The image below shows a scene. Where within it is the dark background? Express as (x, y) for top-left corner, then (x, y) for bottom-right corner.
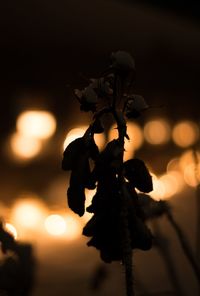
(0, 0), (200, 295)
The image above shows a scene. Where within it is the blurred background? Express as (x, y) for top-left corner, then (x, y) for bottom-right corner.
(0, 0), (200, 295)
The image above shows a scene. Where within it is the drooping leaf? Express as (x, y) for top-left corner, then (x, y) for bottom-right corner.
(124, 158), (153, 193)
(67, 186), (85, 217)
(62, 138), (84, 171)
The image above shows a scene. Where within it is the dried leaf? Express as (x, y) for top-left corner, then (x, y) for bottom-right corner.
(124, 158), (153, 193)
(67, 186), (85, 217)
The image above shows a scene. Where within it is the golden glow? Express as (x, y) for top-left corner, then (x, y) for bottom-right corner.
(108, 121), (143, 161)
(183, 163), (200, 187)
(11, 198), (47, 230)
(160, 171), (184, 198)
(82, 189), (96, 221)
(45, 214), (66, 236)
(172, 121), (199, 148)
(144, 119), (171, 145)
(65, 215), (81, 239)
(5, 223), (18, 239)
(63, 126), (105, 151)
(151, 177), (166, 201)
(166, 158), (180, 172)
(151, 171), (184, 201)
(179, 150), (200, 172)
(16, 110), (56, 140)
(10, 132), (42, 159)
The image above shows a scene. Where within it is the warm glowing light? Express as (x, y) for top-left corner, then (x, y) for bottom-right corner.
(11, 198), (47, 230)
(5, 223), (18, 239)
(10, 133), (42, 159)
(172, 121), (199, 148)
(144, 119), (171, 145)
(160, 171), (184, 198)
(151, 177), (166, 201)
(45, 214), (66, 236)
(166, 158), (180, 172)
(16, 110), (56, 140)
(65, 215), (81, 239)
(63, 126), (105, 151)
(183, 163), (200, 187)
(82, 189), (96, 221)
(179, 150), (200, 172)
(108, 121), (143, 160)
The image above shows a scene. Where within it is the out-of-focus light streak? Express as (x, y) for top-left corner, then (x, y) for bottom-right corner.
(172, 120), (199, 148)
(144, 118), (171, 145)
(16, 110), (57, 140)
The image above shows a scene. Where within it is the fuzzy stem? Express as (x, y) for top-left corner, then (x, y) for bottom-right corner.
(112, 73), (134, 296)
(166, 211), (200, 282)
(120, 184), (135, 296)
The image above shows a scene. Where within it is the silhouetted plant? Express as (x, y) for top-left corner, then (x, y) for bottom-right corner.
(62, 51), (154, 296)
(0, 221), (35, 296)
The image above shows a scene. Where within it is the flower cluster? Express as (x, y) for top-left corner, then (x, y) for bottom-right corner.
(62, 51), (153, 264)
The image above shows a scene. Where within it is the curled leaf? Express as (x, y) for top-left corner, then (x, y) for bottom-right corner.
(124, 159), (153, 193)
(67, 186), (85, 217)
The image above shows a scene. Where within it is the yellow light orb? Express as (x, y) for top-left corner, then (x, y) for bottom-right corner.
(183, 163), (200, 187)
(63, 126), (105, 151)
(179, 150), (200, 173)
(11, 198), (47, 230)
(150, 178), (166, 201)
(5, 223), (18, 239)
(159, 171), (184, 199)
(16, 110), (56, 140)
(166, 158), (180, 172)
(10, 132), (42, 159)
(108, 121), (143, 161)
(144, 118), (171, 145)
(172, 121), (199, 148)
(45, 214), (66, 236)
(65, 215), (81, 240)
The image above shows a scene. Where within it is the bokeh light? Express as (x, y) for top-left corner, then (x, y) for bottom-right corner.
(166, 157), (180, 172)
(5, 223), (18, 239)
(144, 118), (171, 145)
(151, 176), (166, 201)
(65, 215), (81, 240)
(108, 121), (143, 160)
(16, 110), (57, 140)
(63, 126), (105, 151)
(10, 132), (42, 159)
(45, 214), (66, 236)
(183, 163), (200, 187)
(172, 120), (199, 148)
(11, 197), (48, 230)
(179, 149), (200, 172)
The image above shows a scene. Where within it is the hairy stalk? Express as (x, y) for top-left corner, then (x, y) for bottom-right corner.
(166, 211), (200, 282)
(120, 183), (135, 296)
(112, 74), (134, 296)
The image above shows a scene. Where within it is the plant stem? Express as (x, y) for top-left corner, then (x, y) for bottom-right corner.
(166, 211), (200, 283)
(112, 73), (134, 296)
